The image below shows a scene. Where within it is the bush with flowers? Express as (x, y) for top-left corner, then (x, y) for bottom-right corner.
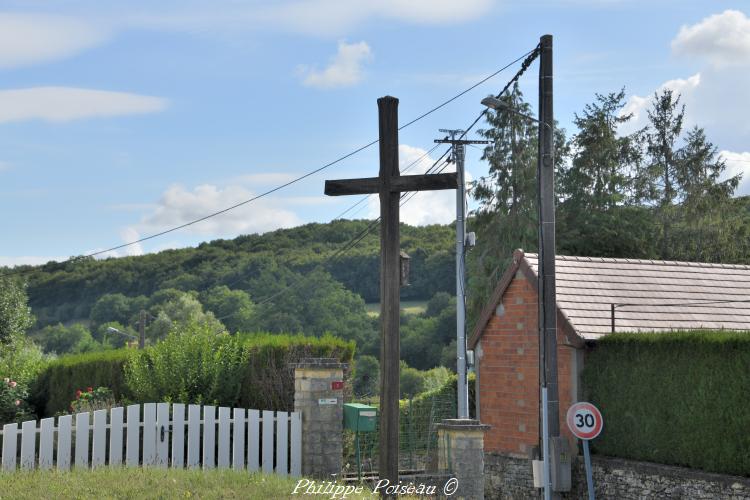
(70, 386), (115, 413)
(0, 377), (33, 425)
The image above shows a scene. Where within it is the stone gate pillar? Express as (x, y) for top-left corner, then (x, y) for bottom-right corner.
(437, 419), (491, 500)
(293, 358), (346, 478)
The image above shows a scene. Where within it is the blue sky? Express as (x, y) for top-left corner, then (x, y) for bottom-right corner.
(1, 1), (750, 266)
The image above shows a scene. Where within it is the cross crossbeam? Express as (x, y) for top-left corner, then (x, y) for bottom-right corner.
(324, 172), (457, 196)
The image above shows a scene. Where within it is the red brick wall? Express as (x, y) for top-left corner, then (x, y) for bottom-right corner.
(477, 272), (578, 457)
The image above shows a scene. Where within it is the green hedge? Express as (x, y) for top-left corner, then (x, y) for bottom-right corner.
(30, 333), (354, 418)
(236, 333), (354, 411)
(30, 349), (131, 418)
(582, 330), (750, 476)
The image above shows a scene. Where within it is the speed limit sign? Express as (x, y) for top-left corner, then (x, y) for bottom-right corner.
(566, 402), (603, 440)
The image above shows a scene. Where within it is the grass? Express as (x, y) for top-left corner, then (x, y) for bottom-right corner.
(0, 468), (380, 500)
(365, 300), (428, 317)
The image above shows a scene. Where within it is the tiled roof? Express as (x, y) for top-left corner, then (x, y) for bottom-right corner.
(523, 252), (750, 340)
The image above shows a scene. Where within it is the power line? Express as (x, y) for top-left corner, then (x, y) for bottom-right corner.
(1, 48), (538, 279)
(220, 153), (455, 316)
(330, 143), (441, 221)
(247, 156), (454, 310)
(220, 144), (447, 291)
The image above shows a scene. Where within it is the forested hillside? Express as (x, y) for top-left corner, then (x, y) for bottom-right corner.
(9, 220), (456, 328)
(4, 83), (750, 377)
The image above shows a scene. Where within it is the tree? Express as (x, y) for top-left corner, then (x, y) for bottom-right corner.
(146, 294), (226, 342)
(561, 90), (639, 211)
(199, 286), (256, 334)
(399, 361), (425, 399)
(352, 355), (379, 397)
(468, 83), (568, 323)
(89, 293), (133, 329)
(34, 323), (99, 354)
(253, 267), (375, 350)
(556, 90), (655, 258)
(0, 279), (34, 344)
(425, 292), (452, 318)
(637, 89), (741, 259)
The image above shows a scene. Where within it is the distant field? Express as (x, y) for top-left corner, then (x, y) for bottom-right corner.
(365, 300), (428, 317)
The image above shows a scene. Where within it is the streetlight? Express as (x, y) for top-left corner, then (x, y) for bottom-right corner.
(480, 96), (552, 130)
(106, 326), (140, 349)
(483, 74), (563, 500)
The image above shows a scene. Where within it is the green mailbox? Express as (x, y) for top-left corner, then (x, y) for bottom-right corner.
(343, 403), (377, 432)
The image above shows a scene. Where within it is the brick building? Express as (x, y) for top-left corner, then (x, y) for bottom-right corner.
(468, 249), (750, 457)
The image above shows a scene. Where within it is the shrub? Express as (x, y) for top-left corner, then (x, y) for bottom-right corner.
(30, 326), (355, 416)
(235, 332), (355, 411)
(582, 330), (750, 476)
(29, 349), (131, 418)
(399, 361), (425, 398)
(70, 386), (116, 413)
(127, 326), (355, 410)
(0, 377), (33, 425)
(126, 322), (246, 406)
(0, 337), (48, 386)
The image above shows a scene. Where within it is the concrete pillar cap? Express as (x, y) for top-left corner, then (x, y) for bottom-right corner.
(437, 419), (491, 431)
(291, 357), (348, 370)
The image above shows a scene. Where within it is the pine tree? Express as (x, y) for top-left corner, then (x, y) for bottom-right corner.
(638, 89), (741, 260)
(556, 90), (655, 258)
(468, 84), (540, 321)
(467, 83), (567, 322)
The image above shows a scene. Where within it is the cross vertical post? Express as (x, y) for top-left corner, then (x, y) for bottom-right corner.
(377, 96), (401, 485)
(324, 96), (458, 488)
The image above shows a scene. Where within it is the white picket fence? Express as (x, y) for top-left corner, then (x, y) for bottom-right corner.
(0, 403), (301, 476)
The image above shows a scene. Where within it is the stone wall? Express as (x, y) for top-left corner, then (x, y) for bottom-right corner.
(485, 452), (750, 500)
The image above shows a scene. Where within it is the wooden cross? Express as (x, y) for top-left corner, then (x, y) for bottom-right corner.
(324, 96), (457, 485)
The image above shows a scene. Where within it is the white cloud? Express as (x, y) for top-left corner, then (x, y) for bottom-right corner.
(0, 13), (109, 68)
(672, 10), (750, 67)
(0, 87), (167, 124)
(366, 144), (472, 226)
(299, 41), (372, 89)
(618, 13), (750, 150)
(0, 161), (10, 172)
(137, 183), (302, 238)
(720, 150), (750, 196)
(620, 73), (701, 135)
(119, 227), (144, 257)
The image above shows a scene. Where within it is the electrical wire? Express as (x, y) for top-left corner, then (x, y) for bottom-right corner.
(220, 144), (445, 291)
(1, 48), (538, 279)
(219, 153), (454, 316)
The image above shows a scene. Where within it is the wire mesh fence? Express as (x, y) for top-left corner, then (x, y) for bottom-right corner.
(343, 382), (475, 476)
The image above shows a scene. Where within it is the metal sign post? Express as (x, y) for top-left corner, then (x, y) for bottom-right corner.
(566, 402), (604, 500)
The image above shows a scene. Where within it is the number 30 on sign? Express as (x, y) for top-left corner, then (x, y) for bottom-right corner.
(566, 402), (603, 440)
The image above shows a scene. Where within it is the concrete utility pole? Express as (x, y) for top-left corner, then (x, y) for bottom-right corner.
(325, 97), (458, 487)
(435, 130), (488, 419)
(537, 34), (561, 500)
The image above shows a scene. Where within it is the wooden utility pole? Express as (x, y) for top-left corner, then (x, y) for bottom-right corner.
(139, 309), (146, 349)
(537, 34), (560, 499)
(325, 96), (457, 486)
